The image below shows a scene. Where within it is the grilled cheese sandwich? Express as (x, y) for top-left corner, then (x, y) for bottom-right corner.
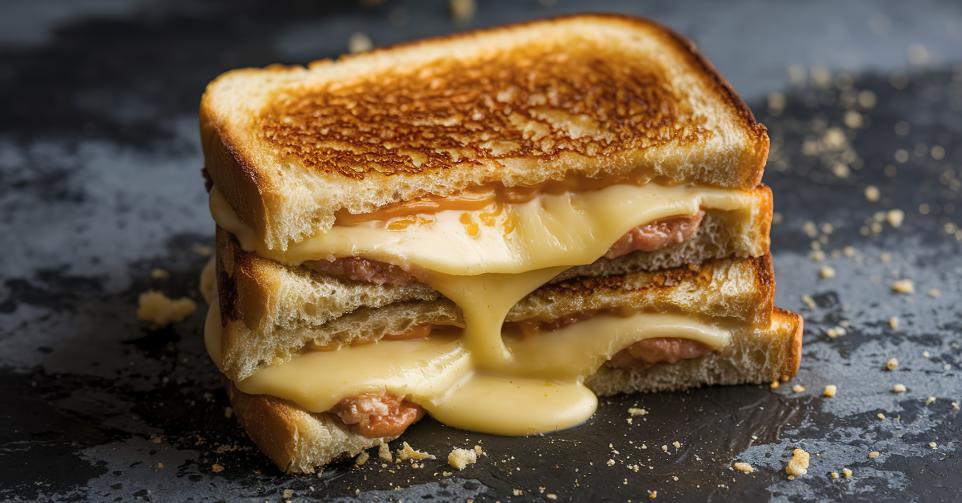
(198, 14), (801, 473)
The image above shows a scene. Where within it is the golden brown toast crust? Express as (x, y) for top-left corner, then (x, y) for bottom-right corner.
(201, 14), (770, 248)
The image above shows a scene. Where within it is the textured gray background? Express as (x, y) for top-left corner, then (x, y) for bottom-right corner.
(1, 0), (961, 501)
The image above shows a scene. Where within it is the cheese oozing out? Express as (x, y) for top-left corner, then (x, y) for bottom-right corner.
(204, 300), (730, 436)
(208, 182), (755, 434)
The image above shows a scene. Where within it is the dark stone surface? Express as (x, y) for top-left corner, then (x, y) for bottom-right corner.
(1, 1), (960, 501)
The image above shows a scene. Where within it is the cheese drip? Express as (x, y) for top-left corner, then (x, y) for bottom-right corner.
(206, 305), (730, 435)
(211, 184), (754, 366)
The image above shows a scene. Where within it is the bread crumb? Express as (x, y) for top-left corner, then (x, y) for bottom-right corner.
(928, 288), (941, 298)
(803, 221), (818, 238)
(211, 463), (224, 473)
(877, 412), (886, 420)
(606, 458), (616, 467)
(546, 494), (558, 501)
(512, 489), (523, 496)
(864, 186), (880, 202)
(378, 442), (393, 462)
(628, 407), (648, 416)
(868, 451), (880, 459)
(672, 441), (681, 449)
(155, 462), (164, 469)
(647, 489), (658, 499)
(785, 448), (810, 478)
(922, 350), (930, 358)
(770, 380), (780, 389)
(929, 441), (938, 449)
(397, 442), (434, 462)
(842, 246), (855, 257)
(447, 448), (477, 470)
(825, 326), (846, 338)
(892, 383), (907, 394)
(355, 451), (369, 466)
(348, 32), (373, 53)
(889, 317), (900, 330)
(150, 268), (170, 280)
(733, 462), (754, 474)
(830, 471), (840, 479)
(448, 0), (476, 23)
(832, 163), (850, 178)
(282, 489), (294, 499)
(792, 384), (806, 393)
(819, 265), (836, 279)
(886, 209), (904, 227)
(891, 279), (914, 294)
(842, 468), (853, 479)
(823, 385), (837, 398)
(661, 444), (668, 452)
(137, 291), (196, 326)
(801, 295), (817, 310)
(885, 357), (899, 371)
(952, 401), (960, 411)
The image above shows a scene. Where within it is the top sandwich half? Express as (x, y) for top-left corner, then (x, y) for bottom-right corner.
(200, 14), (769, 251)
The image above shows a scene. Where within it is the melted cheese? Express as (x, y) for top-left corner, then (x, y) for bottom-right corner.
(211, 183), (752, 366)
(207, 182), (751, 435)
(206, 303), (729, 435)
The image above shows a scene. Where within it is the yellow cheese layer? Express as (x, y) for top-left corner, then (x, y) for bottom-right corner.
(205, 304), (730, 436)
(211, 183), (753, 366)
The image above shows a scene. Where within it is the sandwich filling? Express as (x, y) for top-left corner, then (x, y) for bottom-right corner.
(208, 181), (758, 435)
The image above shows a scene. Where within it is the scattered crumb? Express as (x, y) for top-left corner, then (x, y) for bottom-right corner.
(155, 462), (164, 469)
(889, 317), (900, 330)
(770, 380), (780, 389)
(223, 406), (233, 419)
(282, 489), (294, 499)
(864, 186), (880, 202)
(647, 489), (658, 500)
(211, 463), (224, 473)
(803, 221), (818, 238)
(512, 489), (523, 496)
(892, 383), (907, 394)
(886, 209), (905, 228)
(628, 407), (648, 417)
(825, 326), (846, 338)
(819, 265), (836, 279)
(733, 462), (754, 474)
(546, 494), (558, 501)
(672, 441), (682, 449)
(378, 442), (393, 462)
(449, 0), (476, 23)
(929, 442), (938, 449)
(792, 384), (805, 393)
(348, 32), (373, 53)
(868, 451), (880, 459)
(355, 451), (370, 467)
(447, 448), (477, 470)
(823, 385), (837, 398)
(877, 412), (886, 420)
(890, 279), (914, 294)
(801, 295), (817, 310)
(397, 442), (435, 462)
(928, 288), (941, 298)
(952, 402), (960, 411)
(830, 471), (840, 479)
(885, 358), (899, 371)
(842, 246), (855, 257)
(842, 468), (853, 479)
(785, 448), (810, 478)
(923, 351), (931, 358)
(136, 291), (196, 326)
(606, 458), (616, 467)
(150, 268), (170, 280)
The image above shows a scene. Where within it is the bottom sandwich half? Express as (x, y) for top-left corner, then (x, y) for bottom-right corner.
(201, 241), (801, 474)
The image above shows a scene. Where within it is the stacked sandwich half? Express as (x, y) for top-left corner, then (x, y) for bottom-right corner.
(198, 15), (802, 473)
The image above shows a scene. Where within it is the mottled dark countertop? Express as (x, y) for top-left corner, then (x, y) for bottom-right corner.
(1, 1), (961, 501)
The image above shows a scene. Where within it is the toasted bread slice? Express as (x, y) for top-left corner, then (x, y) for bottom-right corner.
(224, 308), (801, 474)
(201, 14), (769, 249)
(212, 225), (775, 382)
